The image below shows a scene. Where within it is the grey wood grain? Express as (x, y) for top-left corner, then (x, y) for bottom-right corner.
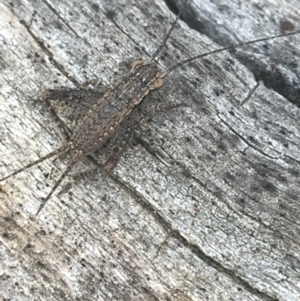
(0, 0), (299, 300)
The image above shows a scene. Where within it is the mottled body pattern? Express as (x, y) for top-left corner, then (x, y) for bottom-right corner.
(0, 1), (298, 214)
(0, 59), (164, 214)
(71, 62), (162, 152)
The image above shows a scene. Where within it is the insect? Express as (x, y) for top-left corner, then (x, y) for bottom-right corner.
(0, 0), (298, 215)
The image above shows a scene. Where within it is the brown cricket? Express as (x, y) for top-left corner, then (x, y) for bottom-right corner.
(0, 2), (298, 215)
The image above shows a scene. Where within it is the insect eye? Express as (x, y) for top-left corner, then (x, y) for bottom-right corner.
(153, 77), (164, 89)
(131, 60), (143, 69)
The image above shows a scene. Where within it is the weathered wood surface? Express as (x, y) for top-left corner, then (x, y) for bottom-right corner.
(0, 0), (299, 300)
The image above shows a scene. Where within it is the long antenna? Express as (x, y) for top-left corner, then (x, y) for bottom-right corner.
(163, 30), (299, 76)
(150, 0), (188, 61)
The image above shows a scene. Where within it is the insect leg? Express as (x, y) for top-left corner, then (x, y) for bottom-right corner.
(42, 84), (105, 139)
(62, 122), (134, 192)
(36, 149), (83, 215)
(0, 142), (72, 182)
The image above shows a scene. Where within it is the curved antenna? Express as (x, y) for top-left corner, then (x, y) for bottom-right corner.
(151, 0), (188, 61)
(163, 30), (300, 76)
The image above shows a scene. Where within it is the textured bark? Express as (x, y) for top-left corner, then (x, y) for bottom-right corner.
(0, 0), (299, 300)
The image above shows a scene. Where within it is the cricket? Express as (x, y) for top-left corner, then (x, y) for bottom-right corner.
(1, 1), (299, 299)
(0, 0), (298, 216)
